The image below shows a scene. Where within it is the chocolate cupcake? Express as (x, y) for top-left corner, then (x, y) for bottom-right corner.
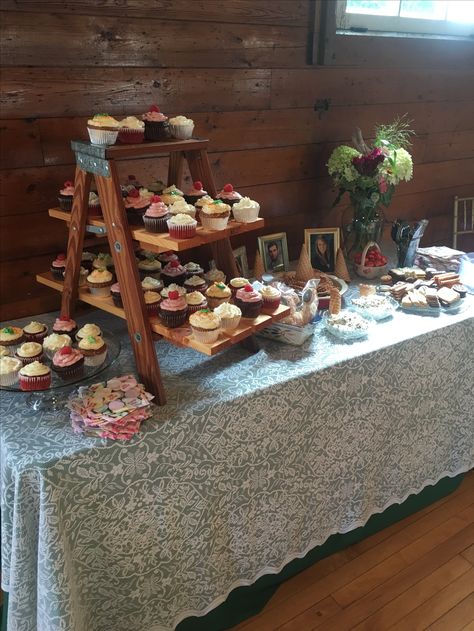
(183, 275), (207, 293)
(143, 196), (170, 233)
(234, 284), (263, 318)
(51, 346), (85, 380)
(15, 342), (44, 367)
(185, 291), (208, 315)
(86, 268), (114, 297)
(124, 188), (150, 225)
(23, 321), (48, 343)
(217, 183), (243, 207)
(142, 104), (170, 141)
(159, 290), (188, 328)
(161, 260), (187, 286)
(110, 283), (123, 307)
(185, 181), (208, 205)
(143, 291), (161, 316)
(52, 315), (77, 338)
(0, 326), (25, 350)
(51, 253), (67, 279)
(58, 180), (75, 211)
(205, 282), (232, 309)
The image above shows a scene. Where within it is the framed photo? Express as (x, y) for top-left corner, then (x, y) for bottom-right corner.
(208, 246), (249, 277)
(304, 228), (340, 274)
(258, 232), (290, 273)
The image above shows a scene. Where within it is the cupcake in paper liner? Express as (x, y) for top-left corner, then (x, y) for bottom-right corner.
(19, 361), (51, 391)
(86, 268), (114, 297)
(144, 291), (161, 316)
(168, 199), (196, 219)
(0, 356), (22, 387)
(217, 183), (242, 207)
(204, 267), (226, 284)
(234, 284), (263, 318)
(51, 253), (67, 279)
(110, 283), (122, 308)
(58, 180), (74, 211)
(143, 196), (170, 233)
(159, 290), (188, 328)
(43, 333), (72, 360)
(124, 188), (150, 224)
(229, 277), (250, 297)
(259, 285), (281, 310)
(199, 200), (231, 231)
(161, 185), (185, 206)
(142, 105), (170, 141)
(51, 346), (85, 380)
(161, 260), (187, 287)
(169, 115), (194, 140)
(185, 181), (208, 205)
(52, 315), (77, 338)
(138, 257), (162, 280)
(88, 192), (102, 217)
(23, 321), (48, 343)
(213, 302), (242, 330)
(78, 335), (107, 367)
(118, 116), (145, 144)
(76, 323), (102, 341)
(186, 291), (208, 315)
(92, 252), (114, 270)
(189, 310), (221, 343)
(183, 274), (207, 293)
(141, 276), (164, 293)
(87, 113), (121, 145)
(15, 342), (44, 367)
(184, 261), (204, 278)
(232, 197), (260, 223)
(0, 326), (25, 350)
(205, 282), (232, 309)
(167, 213), (197, 240)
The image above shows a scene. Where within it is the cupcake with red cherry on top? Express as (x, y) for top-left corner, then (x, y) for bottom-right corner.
(51, 253), (67, 279)
(185, 181), (208, 205)
(217, 183), (242, 207)
(159, 290), (188, 328)
(52, 315), (78, 339)
(124, 187), (150, 224)
(234, 284), (263, 318)
(51, 345), (85, 380)
(143, 195), (170, 233)
(142, 104), (170, 141)
(161, 260), (187, 286)
(58, 180), (75, 211)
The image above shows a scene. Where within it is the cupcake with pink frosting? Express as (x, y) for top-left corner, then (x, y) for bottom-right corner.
(217, 183), (243, 207)
(185, 181), (208, 205)
(51, 253), (67, 279)
(142, 105), (170, 141)
(124, 187), (150, 224)
(52, 315), (77, 338)
(161, 260), (187, 287)
(234, 284), (263, 318)
(58, 180), (75, 211)
(159, 290), (188, 328)
(51, 346), (85, 380)
(143, 195), (170, 233)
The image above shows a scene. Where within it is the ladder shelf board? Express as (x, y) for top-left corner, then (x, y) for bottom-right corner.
(72, 138), (210, 161)
(36, 272), (290, 357)
(49, 208), (264, 252)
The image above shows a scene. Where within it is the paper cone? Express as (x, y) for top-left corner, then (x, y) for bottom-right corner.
(253, 250), (265, 280)
(295, 244), (314, 282)
(335, 248), (351, 282)
(329, 287), (341, 315)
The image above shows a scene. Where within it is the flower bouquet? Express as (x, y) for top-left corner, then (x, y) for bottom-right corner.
(327, 117), (414, 260)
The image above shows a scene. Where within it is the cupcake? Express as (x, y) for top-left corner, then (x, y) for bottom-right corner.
(51, 253), (67, 279)
(259, 285), (281, 310)
(160, 283), (187, 299)
(204, 268), (226, 284)
(87, 113), (121, 145)
(23, 321), (48, 343)
(118, 116), (145, 144)
(76, 323), (102, 341)
(15, 342), (44, 366)
(161, 260), (187, 286)
(110, 283), (122, 307)
(143, 196), (170, 233)
(138, 256), (162, 280)
(93, 252), (114, 270)
(43, 333), (72, 360)
(142, 105), (170, 141)
(161, 185), (185, 205)
(185, 291), (208, 315)
(124, 188), (150, 224)
(229, 277), (250, 297)
(199, 200), (231, 231)
(0, 356), (22, 387)
(185, 181), (208, 205)
(234, 284), (263, 318)
(52, 315), (77, 338)
(189, 310), (221, 343)
(0, 326), (25, 350)
(184, 275), (207, 293)
(88, 192), (102, 217)
(184, 261), (204, 278)
(168, 115), (195, 140)
(58, 180), (75, 211)
(205, 282), (232, 309)
(138, 187), (155, 204)
(141, 276), (164, 293)
(81, 251), (96, 271)
(157, 251), (179, 264)
(217, 183), (242, 207)
(148, 179), (166, 194)
(232, 197), (260, 223)
(168, 199), (196, 219)
(167, 213), (198, 240)
(87, 268), (114, 297)
(159, 290), (188, 328)
(78, 335), (107, 367)
(0, 345), (12, 357)
(19, 361), (51, 391)
(144, 291), (161, 316)
(51, 346), (85, 380)
(213, 302), (242, 330)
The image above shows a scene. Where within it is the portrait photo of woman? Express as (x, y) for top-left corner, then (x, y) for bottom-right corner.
(305, 228), (340, 274)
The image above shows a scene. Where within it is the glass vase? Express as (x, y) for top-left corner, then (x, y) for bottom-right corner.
(342, 208), (385, 262)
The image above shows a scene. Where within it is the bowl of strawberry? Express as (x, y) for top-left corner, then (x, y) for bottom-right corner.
(355, 242), (388, 279)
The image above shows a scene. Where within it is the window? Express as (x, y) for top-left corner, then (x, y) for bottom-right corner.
(336, 0), (474, 38)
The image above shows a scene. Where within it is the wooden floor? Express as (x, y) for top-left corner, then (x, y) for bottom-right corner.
(232, 470), (474, 631)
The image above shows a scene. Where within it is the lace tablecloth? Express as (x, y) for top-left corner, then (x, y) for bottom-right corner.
(1, 300), (473, 631)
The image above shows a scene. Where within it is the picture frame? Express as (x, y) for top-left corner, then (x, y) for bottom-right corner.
(208, 246), (249, 277)
(258, 232), (290, 273)
(304, 227), (340, 274)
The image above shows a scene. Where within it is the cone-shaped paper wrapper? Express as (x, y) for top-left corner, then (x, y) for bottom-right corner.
(335, 248), (351, 282)
(329, 287), (341, 315)
(295, 244), (314, 282)
(253, 250), (265, 280)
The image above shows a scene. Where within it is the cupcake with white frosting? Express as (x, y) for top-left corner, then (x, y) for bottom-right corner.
(77, 335), (107, 367)
(167, 213), (198, 239)
(213, 302), (242, 330)
(43, 333), (72, 360)
(232, 197), (260, 223)
(15, 342), (44, 366)
(189, 310), (221, 343)
(19, 361), (51, 391)
(0, 356), (22, 387)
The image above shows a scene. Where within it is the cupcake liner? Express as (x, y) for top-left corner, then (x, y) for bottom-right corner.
(83, 348), (107, 367)
(159, 308), (188, 329)
(16, 352), (44, 367)
(146, 301), (160, 317)
(200, 216), (229, 231)
(143, 215), (170, 233)
(219, 315), (241, 331)
(218, 197), (240, 207)
(206, 296), (231, 310)
(169, 123), (194, 140)
(161, 272), (186, 287)
(262, 297), (281, 311)
(144, 121), (171, 141)
(184, 281), (207, 293)
(52, 358), (85, 381)
(88, 203), (102, 217)
(232, 207), (260, 223)
(58, 196), (73, 211)
(87, 127), (118, 146)
(0, 370), (20, 387)
(51, 267), (66, 280)
(118, 128), (145, 144)
(88, 285), (112, 297)
(167, 219), (198, 239)
(235, 299), (263, 318)
(191, 327), (220, 343)
(19, 373), (51, 391)
(187, 301), (208, 315)
(111, 293), (123, 308)
(126, 207), (149, 225)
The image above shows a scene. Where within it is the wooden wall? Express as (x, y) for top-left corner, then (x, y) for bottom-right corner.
(1, 0), (473, 320)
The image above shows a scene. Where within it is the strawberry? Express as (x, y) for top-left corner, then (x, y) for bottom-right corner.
(57, 253), (66, 260)
(151, 195), (162, 203)
(59, 346), (72, 355)
(244, 284), (253, 292)
(63, 180), (74, 188)
(169, 260), (180, 268)
(149, 105), (160, 113)
(223, 183), (234, 193)
(168, 290), (179, 300)
(59, 315), (70, 321)
(193, 181), (203, 190)
(128, 188), (139, 198)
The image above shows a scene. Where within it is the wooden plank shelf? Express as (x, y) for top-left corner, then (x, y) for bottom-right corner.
(72, 137), (211, 160)
(36, 272), (290, 357)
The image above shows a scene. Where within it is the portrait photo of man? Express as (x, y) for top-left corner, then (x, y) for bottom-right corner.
(258, 233), (290, 274)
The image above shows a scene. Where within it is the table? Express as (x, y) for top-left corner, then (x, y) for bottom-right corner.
(1, 299), (473, 631)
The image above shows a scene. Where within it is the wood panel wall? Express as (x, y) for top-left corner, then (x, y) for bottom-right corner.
(1, 0), (473, 320)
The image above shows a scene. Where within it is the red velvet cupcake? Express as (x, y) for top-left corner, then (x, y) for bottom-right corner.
(19, 361), (51, 391)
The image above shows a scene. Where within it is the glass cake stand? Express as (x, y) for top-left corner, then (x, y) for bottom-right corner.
(0, 325), (121, 410)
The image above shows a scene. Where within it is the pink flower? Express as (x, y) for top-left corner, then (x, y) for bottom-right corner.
(378, 177), (388, 194)
(352, 148), (385, 176)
